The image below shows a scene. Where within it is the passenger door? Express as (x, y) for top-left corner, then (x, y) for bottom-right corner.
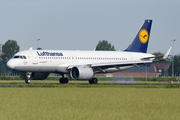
(32, 52), (38, 64)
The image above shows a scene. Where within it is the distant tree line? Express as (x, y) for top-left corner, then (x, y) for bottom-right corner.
(95, 40), (115, 51)
(0, 40), (20, 74)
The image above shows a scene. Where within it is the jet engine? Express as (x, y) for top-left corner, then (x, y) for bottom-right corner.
(26, 72), (49, 80)
(70, 66), (94, 80)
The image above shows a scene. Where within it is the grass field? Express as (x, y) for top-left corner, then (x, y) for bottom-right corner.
(0, 88), (180, 120)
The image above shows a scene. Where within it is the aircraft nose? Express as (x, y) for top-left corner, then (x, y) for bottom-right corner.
(6, 60), (15, 69)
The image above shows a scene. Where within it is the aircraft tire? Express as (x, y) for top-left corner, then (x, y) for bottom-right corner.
(89, 79), (93, 84)
(59, 78), (63, 84)
(64, 78), (69, 84)
(89, 78), (98, 84)
(59, 77), (69, 84)
(25, 79), (31, 84)
(93, 78), (98, 84)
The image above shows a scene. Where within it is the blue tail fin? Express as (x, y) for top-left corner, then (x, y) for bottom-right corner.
(124, 20), (152, 53)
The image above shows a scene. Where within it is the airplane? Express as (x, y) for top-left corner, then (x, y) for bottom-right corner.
(6, 20), (171, 84)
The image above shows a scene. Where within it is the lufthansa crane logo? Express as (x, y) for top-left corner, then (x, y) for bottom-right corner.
(139, 29), (149, 44)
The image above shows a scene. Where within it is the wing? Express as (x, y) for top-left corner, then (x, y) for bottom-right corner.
(67, 60), (152, 73)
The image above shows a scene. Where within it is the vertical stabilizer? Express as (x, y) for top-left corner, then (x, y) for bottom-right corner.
(124, 20), (152, 53)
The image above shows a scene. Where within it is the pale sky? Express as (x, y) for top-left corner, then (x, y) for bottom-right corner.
(0, 0), (180, 55)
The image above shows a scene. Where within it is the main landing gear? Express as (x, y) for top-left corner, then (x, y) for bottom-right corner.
(59, 77), (69, 84)
(59, 74), (98, 84)
(89, 78), (98, 84)
(59, 74), (69, 84)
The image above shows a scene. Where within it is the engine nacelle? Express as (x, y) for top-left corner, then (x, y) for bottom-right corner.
(70, 66), (94, 80)
(26, 72), (49, 80)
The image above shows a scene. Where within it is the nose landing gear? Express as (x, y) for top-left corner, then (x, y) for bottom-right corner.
(25, 79), (31, 84)
(25, 72), (31, 84)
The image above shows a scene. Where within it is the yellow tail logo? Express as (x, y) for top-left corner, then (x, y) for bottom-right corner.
(139, 29), (149, 44)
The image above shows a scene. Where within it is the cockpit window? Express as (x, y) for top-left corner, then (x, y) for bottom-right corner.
(14, 56), (19, 58)
(13, 55), (27, 59)
(23, 56), (26, 59)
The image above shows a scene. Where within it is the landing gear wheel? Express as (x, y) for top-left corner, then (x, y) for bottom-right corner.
(25, 79), (31, 84)
(59, 77), (69, 84)
(89, 79), (93, 84)
(89, 78), (98, 84)
(93, 78), (98, 84)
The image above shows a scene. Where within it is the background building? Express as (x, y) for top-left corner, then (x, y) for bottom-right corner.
(150, 63), (170, 76)
(96, 63), (171, 78)
(96, 66), (157, 78)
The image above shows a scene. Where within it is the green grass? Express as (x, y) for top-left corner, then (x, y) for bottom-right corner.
(0, 80), (180, 88)
(0, 88), (180, 120)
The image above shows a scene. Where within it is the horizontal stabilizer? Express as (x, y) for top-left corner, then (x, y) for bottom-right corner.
(141, 47), (172, 61)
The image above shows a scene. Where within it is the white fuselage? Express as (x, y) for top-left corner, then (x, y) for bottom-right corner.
(7, 50), (154, 74)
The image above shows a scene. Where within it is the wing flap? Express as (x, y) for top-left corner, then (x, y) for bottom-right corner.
(91, 60), (151, 68)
